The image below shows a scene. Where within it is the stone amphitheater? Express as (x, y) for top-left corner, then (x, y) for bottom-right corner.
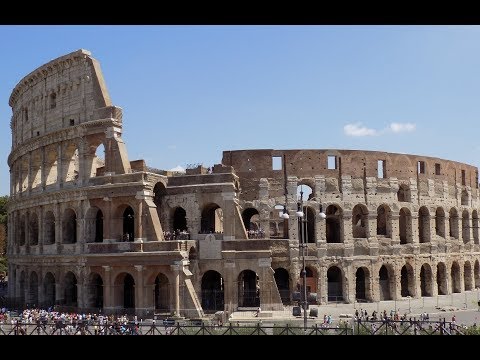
(6, 49), (480, 317)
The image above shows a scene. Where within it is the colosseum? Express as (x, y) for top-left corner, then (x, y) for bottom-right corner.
(6, 49), (480, 318)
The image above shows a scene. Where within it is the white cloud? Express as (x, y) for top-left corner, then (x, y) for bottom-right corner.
(343, 123), (378, 137)
(169, 165), (186, 173)
(389, 122), (416, 133)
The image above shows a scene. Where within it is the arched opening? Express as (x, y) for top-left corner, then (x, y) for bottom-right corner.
(28, 272), (39, 307)
(44, 145), (58, 187)
(63, 209), (77, 244)
(435, 207), (445, 238)
(397, 184), (411, 202)
(154, 273), (169, 312)
(399, 208), (412, 244)
(377, 205), (391, 237)
(352, 204), (368, 238)
(472, 211), (479, 244)
(298, 266), (318, 299)
(29, 213), (39, 246)
(327, 266), (343, 302)
(475, 260), (480, 289)
(420, 264), (433, 297)
(274, 268), (290, 305)
(63, 144), (79, 183)
(19, 215), (26, 246)
(461, 190), (469, 206)
(92, 143), (105, 177)
(449, 208), (459, 240)
(95, 209), (104, 243)
(242, 208), (260, 231)
(43, 272), (56, 308)
(464, 261), (473, 291)
(379, 265), (392, 300)
(201, 270), (224, 312)
(87, 273), (103, 309)
(355, 267), (370, 302)
(400, 264), (414, 297)
(297, 184), (313, 201)
(64, 272), (78, 307)
(173, 207), (187, 232)
(270, 205), (289, 239)
(462, 210), (470, 244)
(44, 211), (55, 245)
(123, 206), (135, 241)
(238, 270), (260, 307)
(153, 182), (167, 229)
(437, 263), (447, 295)
(114, 273), (135, 309)
(19, 271), (25, 305)
(201, 203), (223, 233)
(300, 206), (316, 243)
(418, 206), (430, 243)
(451, 262), (461, 293)
(326, 205), (342, 243)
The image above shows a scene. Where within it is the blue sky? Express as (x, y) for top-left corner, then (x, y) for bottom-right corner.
(1, 25), (480, 195)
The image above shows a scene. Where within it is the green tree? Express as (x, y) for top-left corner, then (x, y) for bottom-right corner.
(0, 196), (8, 273)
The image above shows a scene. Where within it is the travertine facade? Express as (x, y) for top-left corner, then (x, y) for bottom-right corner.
(6, 50), (480, 317)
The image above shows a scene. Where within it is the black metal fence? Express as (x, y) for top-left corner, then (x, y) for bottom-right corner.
(0, 319), (468, 335)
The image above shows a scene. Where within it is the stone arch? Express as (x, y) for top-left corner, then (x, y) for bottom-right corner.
(201, 270), (224, 312)
(29, 212), (39, 246)
(274, 268), (290, 305)
(400, 263), (415, 297)
(64, 271), (78, 307)
(377, 204), (391, 237)
(297, 183), (314, 201)
(123, 206), (135, 241)
(472, 210), (479, 244)
(420, 263), (433, 297)
(201, 203), (223, 234)
(85, 207), (104, 243)
(397, 184), (411, 202)
(63, 142), (79, 183)
(435, 207), (445, 238)
(153, 181), (167, 229)
(475, 260), (480, 289)
(270, 204), (288, 239)
(327, 266), (344, 302)
(418, 206), (430, 243)
(173, 207), (188, 232)
(44, 144), (58, 187)
(352, 204), (368, 238)
(300, 206), (316, 243)
(28, 271), (39, 307)
(44, 211), (55, 245)
(326, 204), (342, 243)
(451, 261), (461, 293)
(43, 272), (56, 308)
(114, 272), (135, 309)
(238, 270), (260, 307)
(242, 207), (260, 232)
(355, 267), (371, 302)
(464, 261), (473, 291)
(449, 208), (459, 239)
(19, 214), (26, 246)
(399, 208), (412, 244)
(154, 273), (170, 312)
(63, 208), (77, 244)
(379, 265), (393, 300)
(87, 273), (103, 309)
(437, 262), (448, 295)
(89, 141), (106, 178)
(298, 266), (318, 296)
(461, 189), (469, 206)
(462, 210), (470, 244)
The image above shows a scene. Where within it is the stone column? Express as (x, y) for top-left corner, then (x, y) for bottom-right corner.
(27, 151), (32, 195)
(444, 214), (451, 254)
(411, 214), (419, 244)
(56, 143), (63, 189)
(54, 202), (62, 249)
(38, 269), (44, 307)
(41, 146), (46, 190)
(431, 264), (438, 297)
(135, 200), (143, 242)
(38, 205), (44, 254)
(55, 270), (64, 305)
(223, 261), (236, 314)
(318, 264), (327, 304)
(134, 265), (145, 314)
(345, 261), (354, 303)
(102, 266), (113, 312)
(77, 200), (86, 253)
(76, 267), (85, 309)
(171, 264), (180, 316)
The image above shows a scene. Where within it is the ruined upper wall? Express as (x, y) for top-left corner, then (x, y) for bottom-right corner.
(222, 149), (479, 200)
(9, 49), (113, 148)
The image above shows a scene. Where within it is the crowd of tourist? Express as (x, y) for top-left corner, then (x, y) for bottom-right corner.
(163, 230), (190, 240)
